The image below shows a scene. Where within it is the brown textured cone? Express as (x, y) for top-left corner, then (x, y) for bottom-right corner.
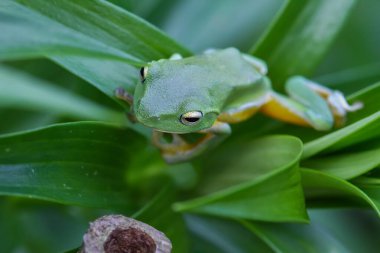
(80, 215), (172, 253)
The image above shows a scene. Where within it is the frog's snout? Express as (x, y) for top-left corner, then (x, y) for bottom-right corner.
(133, 99), (160, 125)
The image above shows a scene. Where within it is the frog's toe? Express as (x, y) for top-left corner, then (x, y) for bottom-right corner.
(328, 91), (363, 113)
(327, 91), (363, 127)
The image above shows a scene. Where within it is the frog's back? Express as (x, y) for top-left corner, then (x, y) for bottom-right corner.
(183, 48), (262, 90)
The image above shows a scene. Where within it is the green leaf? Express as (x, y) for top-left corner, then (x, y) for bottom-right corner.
(353, 177), (380, 212)
(0, 66), (124, 123)
(241, 209), (380, 253)
(302, 148), (380, 180)
(174, 136), (308, 222)
(1, 0), (190, 63)
(0, 109), (57, 135)
(185, 215), (272, 253)
(346, 81), (380, 123)
(52, 56), (138, 102)
(302, 111), (380, 159)
(251, 0), (356, 90)
(307, 209), (380, 253)
(0, 0), (140, 64)
(0, 122), (146, 208)
(315, 63), (380, 94)
(301, 169), (380, 215)
(160, 0), (281, 52)
(242, 220), (350, 253)
(0, 199), (89, 253)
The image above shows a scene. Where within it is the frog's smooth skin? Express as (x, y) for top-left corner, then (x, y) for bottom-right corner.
(115, 48), (362, 163)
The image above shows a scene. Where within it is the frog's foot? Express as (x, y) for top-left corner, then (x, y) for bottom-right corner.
(152, 130), (211, 163)
(260, 76), (363, 130)
(114, 87), (137, 122)
(152, 121), (231, 163)
(291, 77), (363, 127)
(325, 90), (363, 126)
(115, 87), (133, 106)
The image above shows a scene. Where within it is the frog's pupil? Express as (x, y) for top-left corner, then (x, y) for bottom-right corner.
(140, 67), (146, 82)
(185, 117), (200, 122)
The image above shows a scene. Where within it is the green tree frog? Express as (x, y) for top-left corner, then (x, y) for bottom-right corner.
(115, 48), (362, 163)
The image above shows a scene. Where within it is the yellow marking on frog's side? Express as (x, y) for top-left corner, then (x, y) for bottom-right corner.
(260, 96), (310, 127)
(218, 106), (260, 123)
(218, 96), (268, 124)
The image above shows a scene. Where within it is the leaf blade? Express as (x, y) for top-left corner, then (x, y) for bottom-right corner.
(0, 66), (124, 122)
(0, 122), (146, 208)
(0, 0), (142, 64)
(302, 148), (380, 180)
(302, 111), (380, 159)
(13, 0), (191, 62)
(174, 136), (308, 222)
(301, 169), (380, 215)
(251, 0), (356, 90)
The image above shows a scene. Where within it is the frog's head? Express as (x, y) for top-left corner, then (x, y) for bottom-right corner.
(133, 60), (219, 133)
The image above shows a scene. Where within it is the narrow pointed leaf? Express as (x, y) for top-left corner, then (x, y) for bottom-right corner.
(346, 81), (380, 123)
(302, 148), (380, 180)
(52, 56), (138, 101)
(353, 177), (380, 212)
(315, 63), (380, 94)
(0, 122), (146, 208)
(241, 209), (379, 253)
(174, 136), (308, 222)
(161, 0), (281, 52)
(0, 0), (141, 64)
(251, 0), (356, 89)
(303, 112), (380, 159)
(301, 169), (380, 215)
(0, 66), (124, 122)
(242, 220), (350, 253)
(2, 0), (190, 63)
(186, 215), (272, 253)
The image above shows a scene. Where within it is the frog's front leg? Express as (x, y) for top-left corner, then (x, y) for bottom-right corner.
(241, 53), (268, 75)
(115, 87), (133, 105)
(114, 87), (137, 122)
(260, 76), (363, 130)
(152, 121), (231, 163)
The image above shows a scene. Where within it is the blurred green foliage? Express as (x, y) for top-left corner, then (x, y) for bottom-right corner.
(0, 0), (379, 252)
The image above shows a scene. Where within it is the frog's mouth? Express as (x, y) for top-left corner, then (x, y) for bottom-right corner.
(140, 118), (204, 134)
(152, 128), (189, 134)
(135, 113), (211, 134)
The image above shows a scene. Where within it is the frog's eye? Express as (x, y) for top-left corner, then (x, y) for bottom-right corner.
(180, 111), (203, 125)
(140, 66), (148, 83)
